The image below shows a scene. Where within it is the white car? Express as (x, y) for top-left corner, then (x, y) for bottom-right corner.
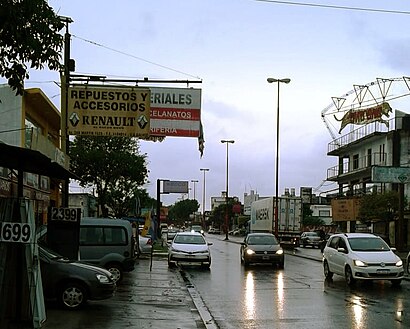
(168, 231), (212, 269)
(323, 233), (404, 286)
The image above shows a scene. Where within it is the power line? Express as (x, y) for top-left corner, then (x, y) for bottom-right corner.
(72, 34), (202, 80)
(255, 0), (410, 15)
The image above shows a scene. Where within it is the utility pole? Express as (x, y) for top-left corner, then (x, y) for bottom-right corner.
(60, 16), (73, 207)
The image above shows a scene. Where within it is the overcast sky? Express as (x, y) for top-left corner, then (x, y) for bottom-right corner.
(4, 0), (410, 210)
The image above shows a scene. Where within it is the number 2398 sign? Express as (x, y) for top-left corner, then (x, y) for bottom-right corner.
(50, 207), (81, 222)
(0, 222), (33, 243)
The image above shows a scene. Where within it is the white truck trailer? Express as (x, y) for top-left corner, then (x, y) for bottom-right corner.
(250, 196), (302, 248)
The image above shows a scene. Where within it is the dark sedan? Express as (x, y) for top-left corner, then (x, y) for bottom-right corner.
(39, 244), (116, 310)
(240, 233), (284, 268)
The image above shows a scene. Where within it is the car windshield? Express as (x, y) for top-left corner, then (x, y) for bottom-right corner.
(191, 225), (202, 231)
(348, 237), (390, 251)
(306, 232), (319, 237)
(174, 234), (206, 245)
(247, 235), (278, 245)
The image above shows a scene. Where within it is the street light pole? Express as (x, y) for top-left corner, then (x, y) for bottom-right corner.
(191, 180), (199, 200)
(267, 78), (290, 239)
(200, 169), (209, 229)
(221, 140), (235, 240)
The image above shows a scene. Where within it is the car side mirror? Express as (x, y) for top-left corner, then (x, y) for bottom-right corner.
(337, 247), (347, 253)
(208, 242), (213, 246)
(390, 247), (396, 252)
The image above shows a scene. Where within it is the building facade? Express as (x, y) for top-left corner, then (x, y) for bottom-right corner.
(0, 84), (69, 224)
(326, 108), (410, 247)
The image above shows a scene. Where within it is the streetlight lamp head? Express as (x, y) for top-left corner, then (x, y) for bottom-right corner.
(221, 139), (235, 144)
(267, 78), (291, 84)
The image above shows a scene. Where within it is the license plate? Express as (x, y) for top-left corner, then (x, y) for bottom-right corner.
(262, 256), (269, 260)
(377, 269), (390, 274)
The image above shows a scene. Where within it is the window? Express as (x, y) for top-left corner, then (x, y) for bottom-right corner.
(367, 148), (372, 167)
(319, 210), (330, 217)
(352, 154), (359, 170)
(80, 226), (127, 246)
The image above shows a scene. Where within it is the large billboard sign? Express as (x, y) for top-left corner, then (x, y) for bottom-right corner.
(67, 86), (150, 137)
(163, 180), (189, 194)
(335, 102), (392, 134)
(150, 87), (201, 137)
(331, 198), (360, 221)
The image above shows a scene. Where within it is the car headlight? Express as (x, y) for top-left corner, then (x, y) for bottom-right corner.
(276, 249), (284, 255)
(353, 260), (367, 267)
(396, 260), (403, 267)
(246, 249), (255, 255)
(96, 274), (111, 283)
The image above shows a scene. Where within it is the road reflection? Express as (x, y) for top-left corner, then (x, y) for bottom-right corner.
(277, 272), (284, 314)
(351, 295), (364, 328)
(244, 272), (255, 319)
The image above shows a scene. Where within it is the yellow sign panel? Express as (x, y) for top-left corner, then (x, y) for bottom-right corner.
(67, 86), (150, 137)
(331, 198), (361, 221)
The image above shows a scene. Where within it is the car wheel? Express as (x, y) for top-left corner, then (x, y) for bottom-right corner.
(391, 279), (402, 287)
(278, 261), (284, 269)
(407, 259), (410, 275)
(323, 261), (333, 280)
(345, 266), (355, 286)
(59, 282), (87, 310)
(106, 263), (123, 283)
(244, 259), (250, 267)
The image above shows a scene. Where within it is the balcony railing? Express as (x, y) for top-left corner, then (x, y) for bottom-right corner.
(327, 152), (388, 180)
(25, 128), (69, 169)
(328, 118), (395, 154)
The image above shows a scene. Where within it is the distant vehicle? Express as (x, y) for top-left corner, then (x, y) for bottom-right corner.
(300, 231), (321, 248)
(240, 233), (284, 268)
(323, 233), (404, 286)
(167, 227), (180, 241)
(39, 244), (116, 310)
(208, 228), (221, 234)
(160, 223), (168, 234)
(250, 197), (301, 247)
(190, 225), (204, 235)
(168, 231), (212, 269)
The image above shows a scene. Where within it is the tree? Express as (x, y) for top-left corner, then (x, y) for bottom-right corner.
(0, 0), (64, 95)
(358, 190), (400, 223)
(69, 136), (148, 217)
(168, 199), (199, 226)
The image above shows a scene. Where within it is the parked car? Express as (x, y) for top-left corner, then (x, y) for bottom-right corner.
(39, 243), (116, 310)
(240, 233), (284, 268)
(300, 231), (322, 248)
(323, 233), (404, 286)
(168, 231), (212, 269)
(138, 234), (152, 254)
(38, 218), (136, 283)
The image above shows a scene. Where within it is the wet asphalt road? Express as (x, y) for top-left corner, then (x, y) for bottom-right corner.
(43, 257), (204, 329)
(41, 235), (410, 329)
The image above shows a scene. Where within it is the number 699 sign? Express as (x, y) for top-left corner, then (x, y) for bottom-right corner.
(0, 222), (34, 243)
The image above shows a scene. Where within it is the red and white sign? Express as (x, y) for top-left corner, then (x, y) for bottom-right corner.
(149, 87), (201, 137)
